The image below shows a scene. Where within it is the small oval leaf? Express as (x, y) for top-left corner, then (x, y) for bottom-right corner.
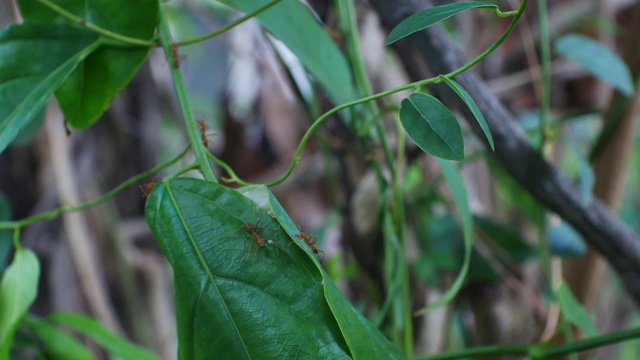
(400, 93), (464, 160)
(555, 34), (634, 97)
(439, 76), (495, 151)
(386, 2), (498, 44)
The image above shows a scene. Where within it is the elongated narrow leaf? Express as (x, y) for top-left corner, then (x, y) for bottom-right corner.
(218, 0), (356, 105)
(555, 34), (634, 97)
(49, 313), (159, 360)
(557, 282), (599, 337)
(440, 76), (494, 150)
(23, 316), (95, 360)
(145, 179), (351, 359)
(400, 93), (464, 160)
(387, 2), (498, 44)
(416, 159), (472, 315)
(18, 0), (158, 128)
(0, 24), (100, 154)
(0, 248), (40, 359)
(264, 189), (405, 359)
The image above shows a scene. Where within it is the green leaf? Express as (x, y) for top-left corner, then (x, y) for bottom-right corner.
(218, 0), (356, 105)
(386, 2), (498, 44)
(0, 248), (40, 359)
(17, 0), (158, 128)
(555, 34), (634, 97)
(416, 159), (472, 314)
(557, 282), (599, 337)
(264, 188), (404, 359)
(400, 93), (464, 160)
(439, 76), (494, 151)
(0, 23), (100, 154)
(145, 179), (352, 359)
(49, 313), (159, 360)
(23, 316), (95, 360)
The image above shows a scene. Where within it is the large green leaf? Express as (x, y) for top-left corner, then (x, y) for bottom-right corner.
(264, 188), (404, 359)
(416, 159), (472, 314)
(48, 313), (159, 360)
(0, 248), (40, 359)
(145, 179), (352, 359)
(0, 23), (99, 154)
(218, 0), (356, 105)
(555, 34), (634, 97)
(17, 0), (158, 128)
(439, 76), (494, 150)
(400, 93), (464, 160)
(386, 2), (498, 44)
(23, 316), (95, 360)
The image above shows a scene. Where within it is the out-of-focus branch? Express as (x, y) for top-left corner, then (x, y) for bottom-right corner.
(368, 0), (640, 305)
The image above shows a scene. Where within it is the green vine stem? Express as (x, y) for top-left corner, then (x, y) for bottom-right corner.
(0, 146), (190, 230)
(206, 0), (527, 187)
(36, 0), (156, 47)
(157, 4), (217, 182)
(536, 0), (551, 149)
(177, 0), (283, 46)
(417, 326), (640, 360)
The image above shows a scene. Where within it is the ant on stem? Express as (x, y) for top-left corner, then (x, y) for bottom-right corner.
(139, 182), (156, 199)
(197, 119), (209, 147)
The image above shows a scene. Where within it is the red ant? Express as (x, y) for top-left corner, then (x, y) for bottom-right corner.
(230, 208), (277, 260)
(171, 43), (181, 69)
(197, 119), (209, 147)
(139, 182), (156, 199)
(295, 227), (325, 262)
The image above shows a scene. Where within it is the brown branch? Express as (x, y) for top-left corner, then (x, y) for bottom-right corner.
(368, 0), (640, 305)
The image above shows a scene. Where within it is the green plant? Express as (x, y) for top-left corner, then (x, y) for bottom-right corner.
(1, 0), (639, 358)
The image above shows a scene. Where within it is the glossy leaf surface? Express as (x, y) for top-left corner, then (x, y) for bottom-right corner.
(219, 0), (356, 105)
(555, 34), (634, 97)
(0, 23), (99, 154)
(0, 248), (40, 359)
(387, 2), (498, 44)
(145, 179), (352, 359)
(400, 93), (464, 160)
(49, 313), (159, 360)
(17, 0), (158, 128)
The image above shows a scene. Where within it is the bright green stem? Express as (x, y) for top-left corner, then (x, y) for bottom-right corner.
(157, 4), (217, 182)
(536, 0), (551, 149)
(36, 0), (156, 47)
(0, 146), (190, 230)
(418, 326), (640, 360)
(178, 0), (283, 46)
